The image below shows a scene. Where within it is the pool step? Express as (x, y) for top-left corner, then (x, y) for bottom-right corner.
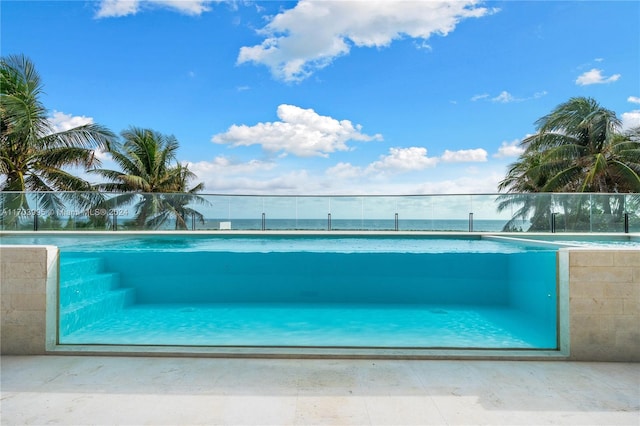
(60, 257), (105, 281)
(59, 256), (136, 336)
(60, 288), (135, 336)
(60, 273), (121, 305)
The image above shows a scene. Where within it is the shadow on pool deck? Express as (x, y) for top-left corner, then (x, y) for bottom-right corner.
(1, 356), (638, 425)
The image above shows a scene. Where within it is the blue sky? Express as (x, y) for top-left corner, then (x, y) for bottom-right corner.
(2, 0), (639, 195)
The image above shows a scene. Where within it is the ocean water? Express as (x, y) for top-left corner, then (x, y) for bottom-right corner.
(195, 218), (508, 232)
(58, 236), (558, 349)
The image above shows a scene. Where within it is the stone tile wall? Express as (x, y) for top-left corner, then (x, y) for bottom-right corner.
(567, 249), (640, 361)
(1, 245), (58, 354)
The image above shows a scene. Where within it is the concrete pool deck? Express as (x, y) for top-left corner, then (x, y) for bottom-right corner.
(1, 356), (638, 425)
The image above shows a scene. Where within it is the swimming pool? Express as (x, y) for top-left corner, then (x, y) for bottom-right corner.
(17, 233), (559, 350)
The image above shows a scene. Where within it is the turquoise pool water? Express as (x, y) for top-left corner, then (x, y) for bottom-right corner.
(48, 235), (559, 349)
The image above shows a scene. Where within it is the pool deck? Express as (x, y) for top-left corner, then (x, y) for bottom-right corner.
(1, 356), (638, 425)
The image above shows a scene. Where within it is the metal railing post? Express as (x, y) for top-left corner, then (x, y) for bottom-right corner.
(468, 212), (473, 232)
(261, 213), (266, 231)
(624, 213), (629, 234)
(395, 213), (399, 231)
(327, 213), (332, 231)
(33, 211), (38, 231)
(551, 213), (557, 233)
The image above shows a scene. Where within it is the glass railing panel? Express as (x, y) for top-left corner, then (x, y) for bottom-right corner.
(428, 194), (473, 231)
(2, 191), (637, 233)
(328, 196), (364, 230)
(0, 192), (52, 230)
(495, 193), (554, 232)
(187, 194), (231, 230)
(226, 195), (263, 230)
(587, 193), (627, 233)
(261, 196), (297, 230)
(470, 194), (513, 232)
(626, 194), (640, 233)
(291, 196), (331, 230)
(361, 196), (397, 231)
(549, 193), (588, 233)
(394, 196), (433, 231)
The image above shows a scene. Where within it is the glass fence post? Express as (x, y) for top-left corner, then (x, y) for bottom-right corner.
(624, 213), (629, 234)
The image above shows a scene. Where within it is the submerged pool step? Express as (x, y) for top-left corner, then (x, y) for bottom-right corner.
(60, 256), (136, 336)
(60, 257), (105, 281)
(60, 288), (135, 336)
(59, 273), (121, 306)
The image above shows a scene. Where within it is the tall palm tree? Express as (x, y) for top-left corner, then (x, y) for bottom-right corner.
(91, 127), (207, 229)
(498, 97), (640, 231)
(1, 54), (115, 226)
(501, 97), (640, 193)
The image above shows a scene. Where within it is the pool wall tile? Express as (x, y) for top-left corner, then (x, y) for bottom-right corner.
(0, 245), (58, 355)
(569, 251), (614, 267)
(566, 248), (640, 362)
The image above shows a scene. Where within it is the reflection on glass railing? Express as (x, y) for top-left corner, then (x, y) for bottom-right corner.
(1, 191), (638, 233)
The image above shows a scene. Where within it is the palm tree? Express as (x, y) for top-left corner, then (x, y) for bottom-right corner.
(1, 54), (116, 227)
(91, 127), (207, 229)
(497, 97), (640, 231)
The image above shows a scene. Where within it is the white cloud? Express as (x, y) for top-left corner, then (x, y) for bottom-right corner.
(212, 104), (382, 157)
(414, 172), (503, 195)
(472, 90), (546, 103)
(182, 152), (509, 196)
(575, 68), (621, 86)
(367, 147), (439, 174)
(238, 1), (496, 82)
(95, 0), (215, 18)
(628, 96), (640, 104)
(49, 110), (113, 164)
(187, 156), (276, 176)
(326, 146), (485, 180)
(441, 148), (487, 163)
(48, 111), (94, 133)
(471, 94), (489, 102)
(493, 140), (524, 158)
(622, 110), (640, 130)
(326, 162), (363, 180)
(491, 91), (515, 103)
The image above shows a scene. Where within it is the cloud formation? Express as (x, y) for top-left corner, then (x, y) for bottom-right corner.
(472, 91), (547, 103)
(491, 91), (515, 103)
(622, 110), (640, 130)
(493, 140), (525, 158)
(575, 68), (621, 86)
(212, 104), (382, 157)
(471, 90), (547, 104)
(95, 0), (216, 18)
(187, 156), (276, 176)
(325, 146), (487, 180)
(48, 111), (94, 133)
(441, 148), (487, 163)
(238, 1), (495, 82)
(367, 147), (439, 173)
(628, 96), (640, 104)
